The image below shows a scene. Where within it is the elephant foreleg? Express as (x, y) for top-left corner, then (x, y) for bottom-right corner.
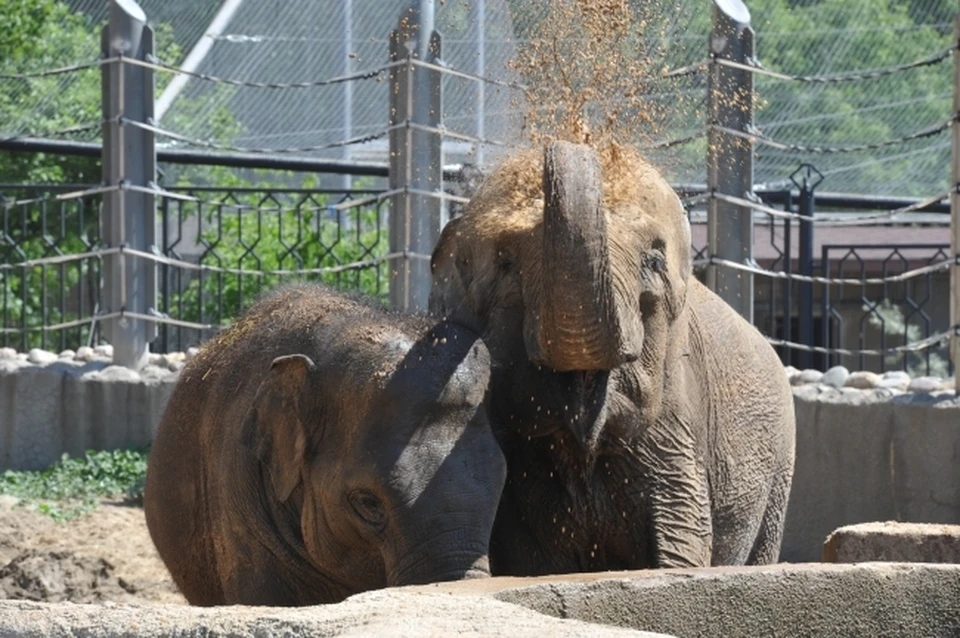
(632, 423), (713, 568)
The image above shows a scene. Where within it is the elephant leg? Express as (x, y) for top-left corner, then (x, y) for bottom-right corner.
(746, 469), (792, 565)
(638, 424), (713, 568)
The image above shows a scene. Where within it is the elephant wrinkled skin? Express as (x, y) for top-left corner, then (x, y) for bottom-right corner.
(145, 284), (506, 606)
(430, 141), (796, 575)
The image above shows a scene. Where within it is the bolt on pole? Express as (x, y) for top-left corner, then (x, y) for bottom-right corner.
(101, 0), (157, 370)
(388, 1), (443, 312)
(707, 0), (755, 324)
(951, 12), (960, 389)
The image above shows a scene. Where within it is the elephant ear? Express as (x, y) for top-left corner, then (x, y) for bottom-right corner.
(240, 354), (317, 503)
(430, 217), (480, 330)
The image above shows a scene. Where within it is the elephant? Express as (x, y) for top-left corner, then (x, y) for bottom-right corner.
(429, 140), (796, 575)
(144, 283), (506, 606)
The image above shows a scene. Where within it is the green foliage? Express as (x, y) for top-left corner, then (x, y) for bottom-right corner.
(0, 448), (149, 521)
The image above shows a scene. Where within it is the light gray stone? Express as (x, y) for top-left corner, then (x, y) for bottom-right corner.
(878, 370), (910, 390)
(85, 365), (141, 383)
(58, 349), (76, 359)
(907, 376), (944, 393)
(74, 346), (96, 362)
(797, 368), (823, 384)
(94, 344), (114, 358)
(824, 521), (960, 563)
(0, 347), (16, 360)
(186, 346), (200, 361)
(820, 365), (849, 388)
(844, 371), (881, 389)
(26, 349), (57, 365)
(0, 590), (670, 637)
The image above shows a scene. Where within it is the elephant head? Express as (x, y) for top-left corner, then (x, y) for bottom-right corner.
(240, 320), (506, 590)
(430, 141), (692, 454)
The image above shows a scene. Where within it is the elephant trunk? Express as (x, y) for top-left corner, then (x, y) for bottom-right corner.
(525, 141), (627, 372)
(386, 533), (491, 587)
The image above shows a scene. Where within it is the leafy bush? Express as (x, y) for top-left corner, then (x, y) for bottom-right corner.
(0, 448), (149, 521)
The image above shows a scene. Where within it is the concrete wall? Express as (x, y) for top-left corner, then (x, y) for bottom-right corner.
(2, 351), (960, 563)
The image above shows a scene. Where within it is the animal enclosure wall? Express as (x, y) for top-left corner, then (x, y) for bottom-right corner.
(1, 351), (959, 563)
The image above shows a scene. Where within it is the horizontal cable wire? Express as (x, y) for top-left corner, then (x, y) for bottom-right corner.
(0, 58), (112, 79)
(765, 327), (955, 356)
(0, 247), (120, 271)
(639, 132), (706, 150)
(122, 246), (431, 277)
(125, 119), (387, 154)
(696, 255), (951, 285)
(0, 122), (103, 144)
(710, 191), (950, 224)
(408, 58), (528, 91)
(119, 54), (398, 89)
(1, 183), (121, 208)
(711, 117), (953, 154)
(389, 120), (518, 148)
(715, 46), (952, 83)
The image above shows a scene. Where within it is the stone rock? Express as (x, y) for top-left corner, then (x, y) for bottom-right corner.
(820, 365), (849, 388)
(74, 346), (96, 362)
(797, 369), (823, 385)
(168, 361), (185, 373)
(93, 344), (114, 359)
(823, 521), (960, 564)
(0, 590), (670, 637)
(57, 349), (75, 359)
(26, 349), (57, 365)
(878, 370), (910, 390)
(0, 347), (16, 360)
(165, 351), (186, 364)
(84, 365), (141, 383)
(844, 371), (881, 389)
(940, 377), (956, 391)
(907, 376), (944, 393)
(186, 346), (200, 361)
(147, 353), (165, 366)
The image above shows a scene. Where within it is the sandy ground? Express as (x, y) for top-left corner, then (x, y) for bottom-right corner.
(0, 495), (185, 604)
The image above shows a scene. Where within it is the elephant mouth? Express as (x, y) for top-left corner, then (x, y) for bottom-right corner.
(558, 369), (610, 452)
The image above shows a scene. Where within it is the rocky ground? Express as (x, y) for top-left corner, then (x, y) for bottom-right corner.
(0, 495), (184, 605)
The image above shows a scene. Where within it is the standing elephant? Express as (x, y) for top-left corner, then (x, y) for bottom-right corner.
(144, 283), (506, 606)
(430, 141), (795, 575)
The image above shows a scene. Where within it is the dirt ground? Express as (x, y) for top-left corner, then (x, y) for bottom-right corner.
(0, 495), (185, 605)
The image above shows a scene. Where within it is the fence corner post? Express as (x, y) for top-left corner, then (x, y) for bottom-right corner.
(707, 0), (755, 323)
(951, 12), (960, 388)
(388, 1), (443, 312)
(101, 0), (157, 369)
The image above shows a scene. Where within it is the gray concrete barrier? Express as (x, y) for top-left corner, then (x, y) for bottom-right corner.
(2, 349), (960, 563)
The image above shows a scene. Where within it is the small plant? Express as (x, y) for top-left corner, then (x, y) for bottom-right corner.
(0, 448), (149, 521)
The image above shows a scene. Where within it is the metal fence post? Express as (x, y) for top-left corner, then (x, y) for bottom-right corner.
(388, 1), (443, 312)
(952, 12), (960, 388)
(101, 0), (157, 369)
(707, 0), (755, 323)
(792, 164), (822, 371)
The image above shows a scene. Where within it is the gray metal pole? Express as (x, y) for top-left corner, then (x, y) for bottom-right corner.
(951, 13), (960, 388)
(388, 1), (443, 312)
(341, 0), (354, 191)
(101, 0), (157, 370)
(707, 0), (755, 323)
(470, 0), (486, 168)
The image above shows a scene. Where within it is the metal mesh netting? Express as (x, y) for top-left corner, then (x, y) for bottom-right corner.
(1, 0), (955, 196)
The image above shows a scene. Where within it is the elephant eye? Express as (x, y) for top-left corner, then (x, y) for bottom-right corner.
(643, 251), (667, 275)
(348, 490), (386, 529)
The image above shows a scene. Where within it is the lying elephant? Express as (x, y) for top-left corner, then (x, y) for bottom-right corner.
(430, 141), (796, 574)
(144, 284), (506, 606)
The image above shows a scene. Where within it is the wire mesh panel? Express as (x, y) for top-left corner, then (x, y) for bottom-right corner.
(0, 185), (103, 352)
(155, 186), (389, 352)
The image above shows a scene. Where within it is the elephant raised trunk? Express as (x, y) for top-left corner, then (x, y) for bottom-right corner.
(525, 141), (628, 372)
